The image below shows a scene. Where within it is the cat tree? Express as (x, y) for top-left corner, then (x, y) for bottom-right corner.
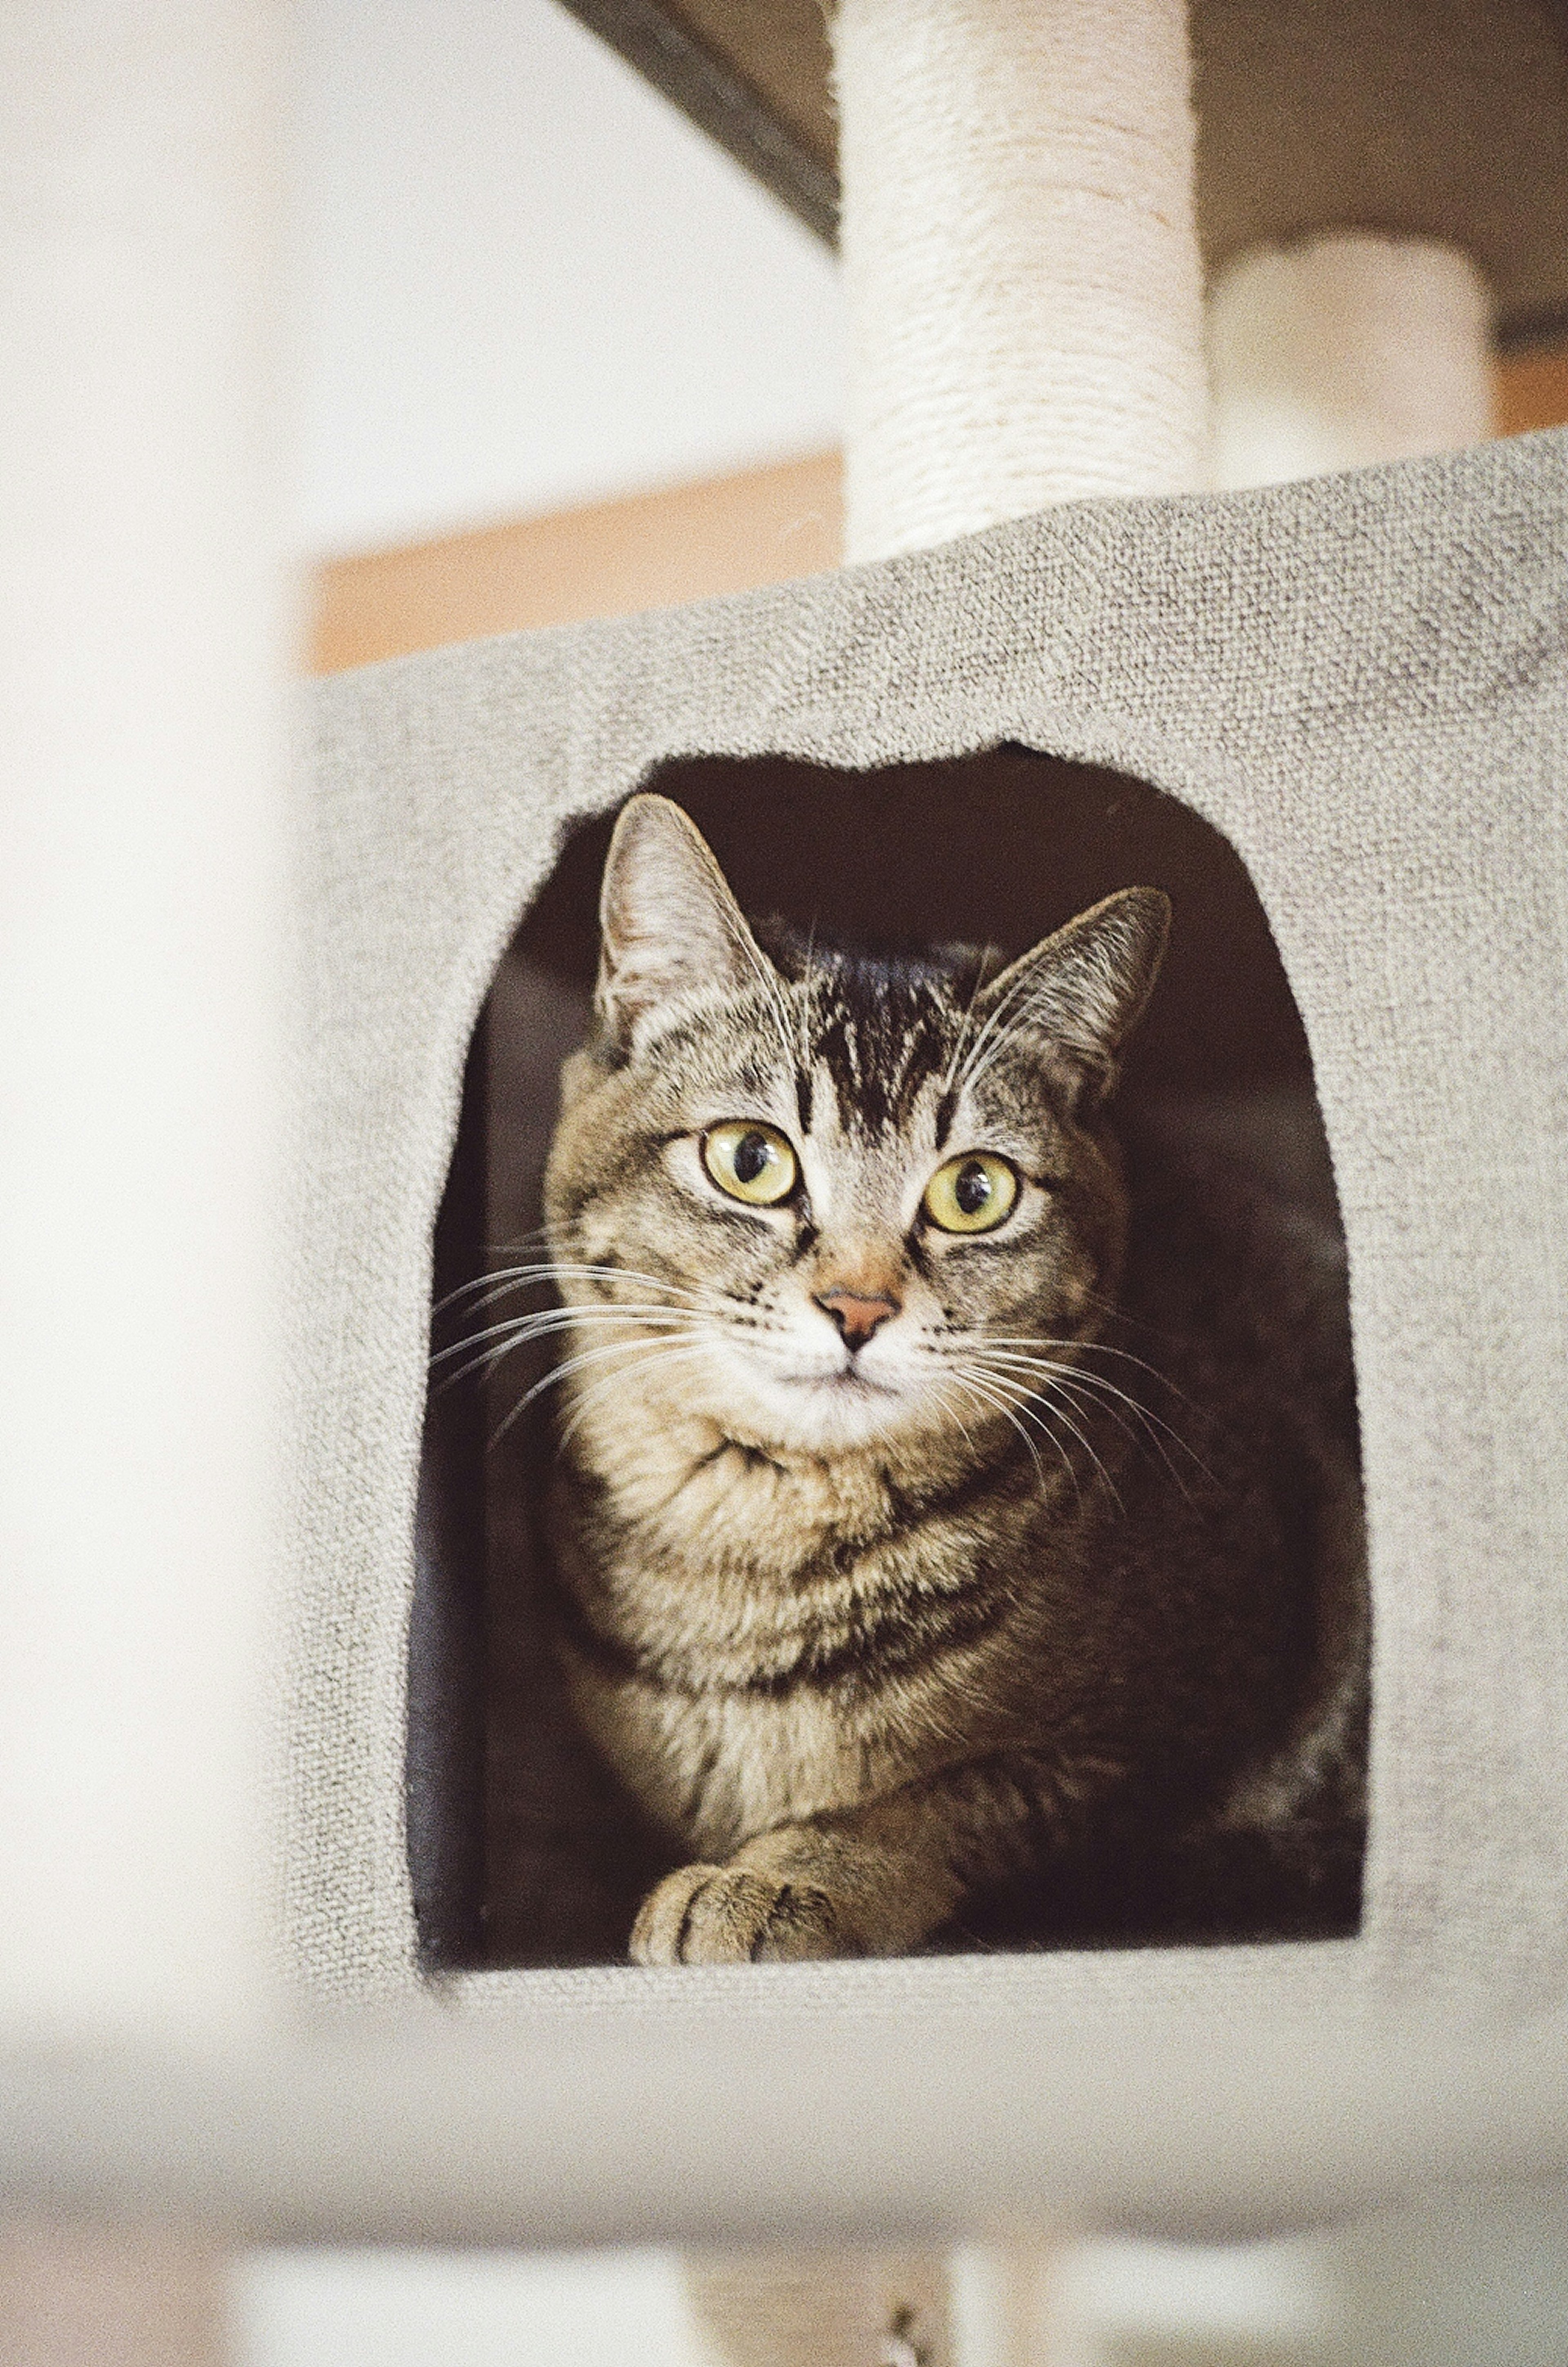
(288, 0), (1568, 2095)
(5, 0), (1568, 2358)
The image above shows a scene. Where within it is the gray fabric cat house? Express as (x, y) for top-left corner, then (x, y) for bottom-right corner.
(288, 426), (1568, 2210)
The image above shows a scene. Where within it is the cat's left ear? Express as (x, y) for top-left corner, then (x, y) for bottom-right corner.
(978, 887), (1171, 1106)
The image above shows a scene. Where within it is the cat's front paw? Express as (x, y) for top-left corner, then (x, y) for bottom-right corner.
(629, 1859), (859, 1965)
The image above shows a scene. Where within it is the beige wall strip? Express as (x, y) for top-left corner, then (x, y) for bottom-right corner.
(310, 450), (842, 675)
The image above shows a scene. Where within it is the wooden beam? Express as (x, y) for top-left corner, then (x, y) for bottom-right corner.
(1495, 336), (1568, 437)
(308, 448), (842, 673)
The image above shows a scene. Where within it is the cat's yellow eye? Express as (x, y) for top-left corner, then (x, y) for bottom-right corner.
(702, 1121), (799, 1207)
(923, 1152), (1019, 1235)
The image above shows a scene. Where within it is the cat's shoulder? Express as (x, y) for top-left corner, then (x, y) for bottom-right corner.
(1115, 1090), (1354, 1415)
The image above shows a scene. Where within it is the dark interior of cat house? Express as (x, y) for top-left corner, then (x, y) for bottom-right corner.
(414, 748), (1367, 1972)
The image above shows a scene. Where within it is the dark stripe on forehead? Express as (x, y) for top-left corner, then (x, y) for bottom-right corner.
(828, 1018), (951, 1136)
(809, 957), (954, 1138)
(933, 1081), (960, 1148)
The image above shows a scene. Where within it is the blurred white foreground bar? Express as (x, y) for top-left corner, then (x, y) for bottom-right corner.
(0, 0), (290, 2044)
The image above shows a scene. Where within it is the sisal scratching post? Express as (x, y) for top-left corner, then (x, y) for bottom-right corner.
(830, 0), (1209, 562)
(1207, 233), (1495, 491)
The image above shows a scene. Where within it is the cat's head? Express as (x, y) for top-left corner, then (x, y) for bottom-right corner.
(543, 795), (1168, 1463)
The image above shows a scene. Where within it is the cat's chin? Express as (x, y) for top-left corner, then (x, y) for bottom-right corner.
(732, 1364), (949, 1459)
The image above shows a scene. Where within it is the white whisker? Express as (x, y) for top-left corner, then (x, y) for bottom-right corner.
(441, 1257), (728, 1315)
(951, 949), (1052, 1097)
(433, 1304), (702, 1389)
(938, 950), (998, 1099)
(1000, 1361), (1194, 1504)
(955, 1358), (1123, 1510)
(546, 1338), (717, 1454)
(970, 1346), (1209, 1490)
(956, 1365), (1075, 1494)
(940, 1367), (1046, 1487)
(977, 1332), (1205, 1411)
(488, 1329), (711, 1450)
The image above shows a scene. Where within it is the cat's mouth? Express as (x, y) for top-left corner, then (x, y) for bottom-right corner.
(785, 1362), (903, 1399)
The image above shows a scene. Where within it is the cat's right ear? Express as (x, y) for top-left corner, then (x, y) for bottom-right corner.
(595, 794), (771, 1054)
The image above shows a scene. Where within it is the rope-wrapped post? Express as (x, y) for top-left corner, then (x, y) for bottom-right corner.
(830, 0), (1209, 563)
(1208, 233), (1495, 490)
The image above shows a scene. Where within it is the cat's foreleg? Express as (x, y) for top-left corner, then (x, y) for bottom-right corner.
(629, 1752), (1080, 1965)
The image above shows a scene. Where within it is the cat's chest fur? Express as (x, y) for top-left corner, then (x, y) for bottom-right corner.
(547, 1414), (1075, 1858)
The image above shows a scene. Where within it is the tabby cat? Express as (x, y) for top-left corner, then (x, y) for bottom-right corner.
(534, 793), (1366, 1964)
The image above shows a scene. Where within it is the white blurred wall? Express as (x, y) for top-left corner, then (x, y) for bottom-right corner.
(294, 0), (845, 557)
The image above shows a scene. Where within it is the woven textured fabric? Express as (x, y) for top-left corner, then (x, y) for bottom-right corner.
(287, 431), (1568, 2058)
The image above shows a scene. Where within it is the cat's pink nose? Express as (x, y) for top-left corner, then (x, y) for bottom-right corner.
(815, 1288), (901, 1350)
